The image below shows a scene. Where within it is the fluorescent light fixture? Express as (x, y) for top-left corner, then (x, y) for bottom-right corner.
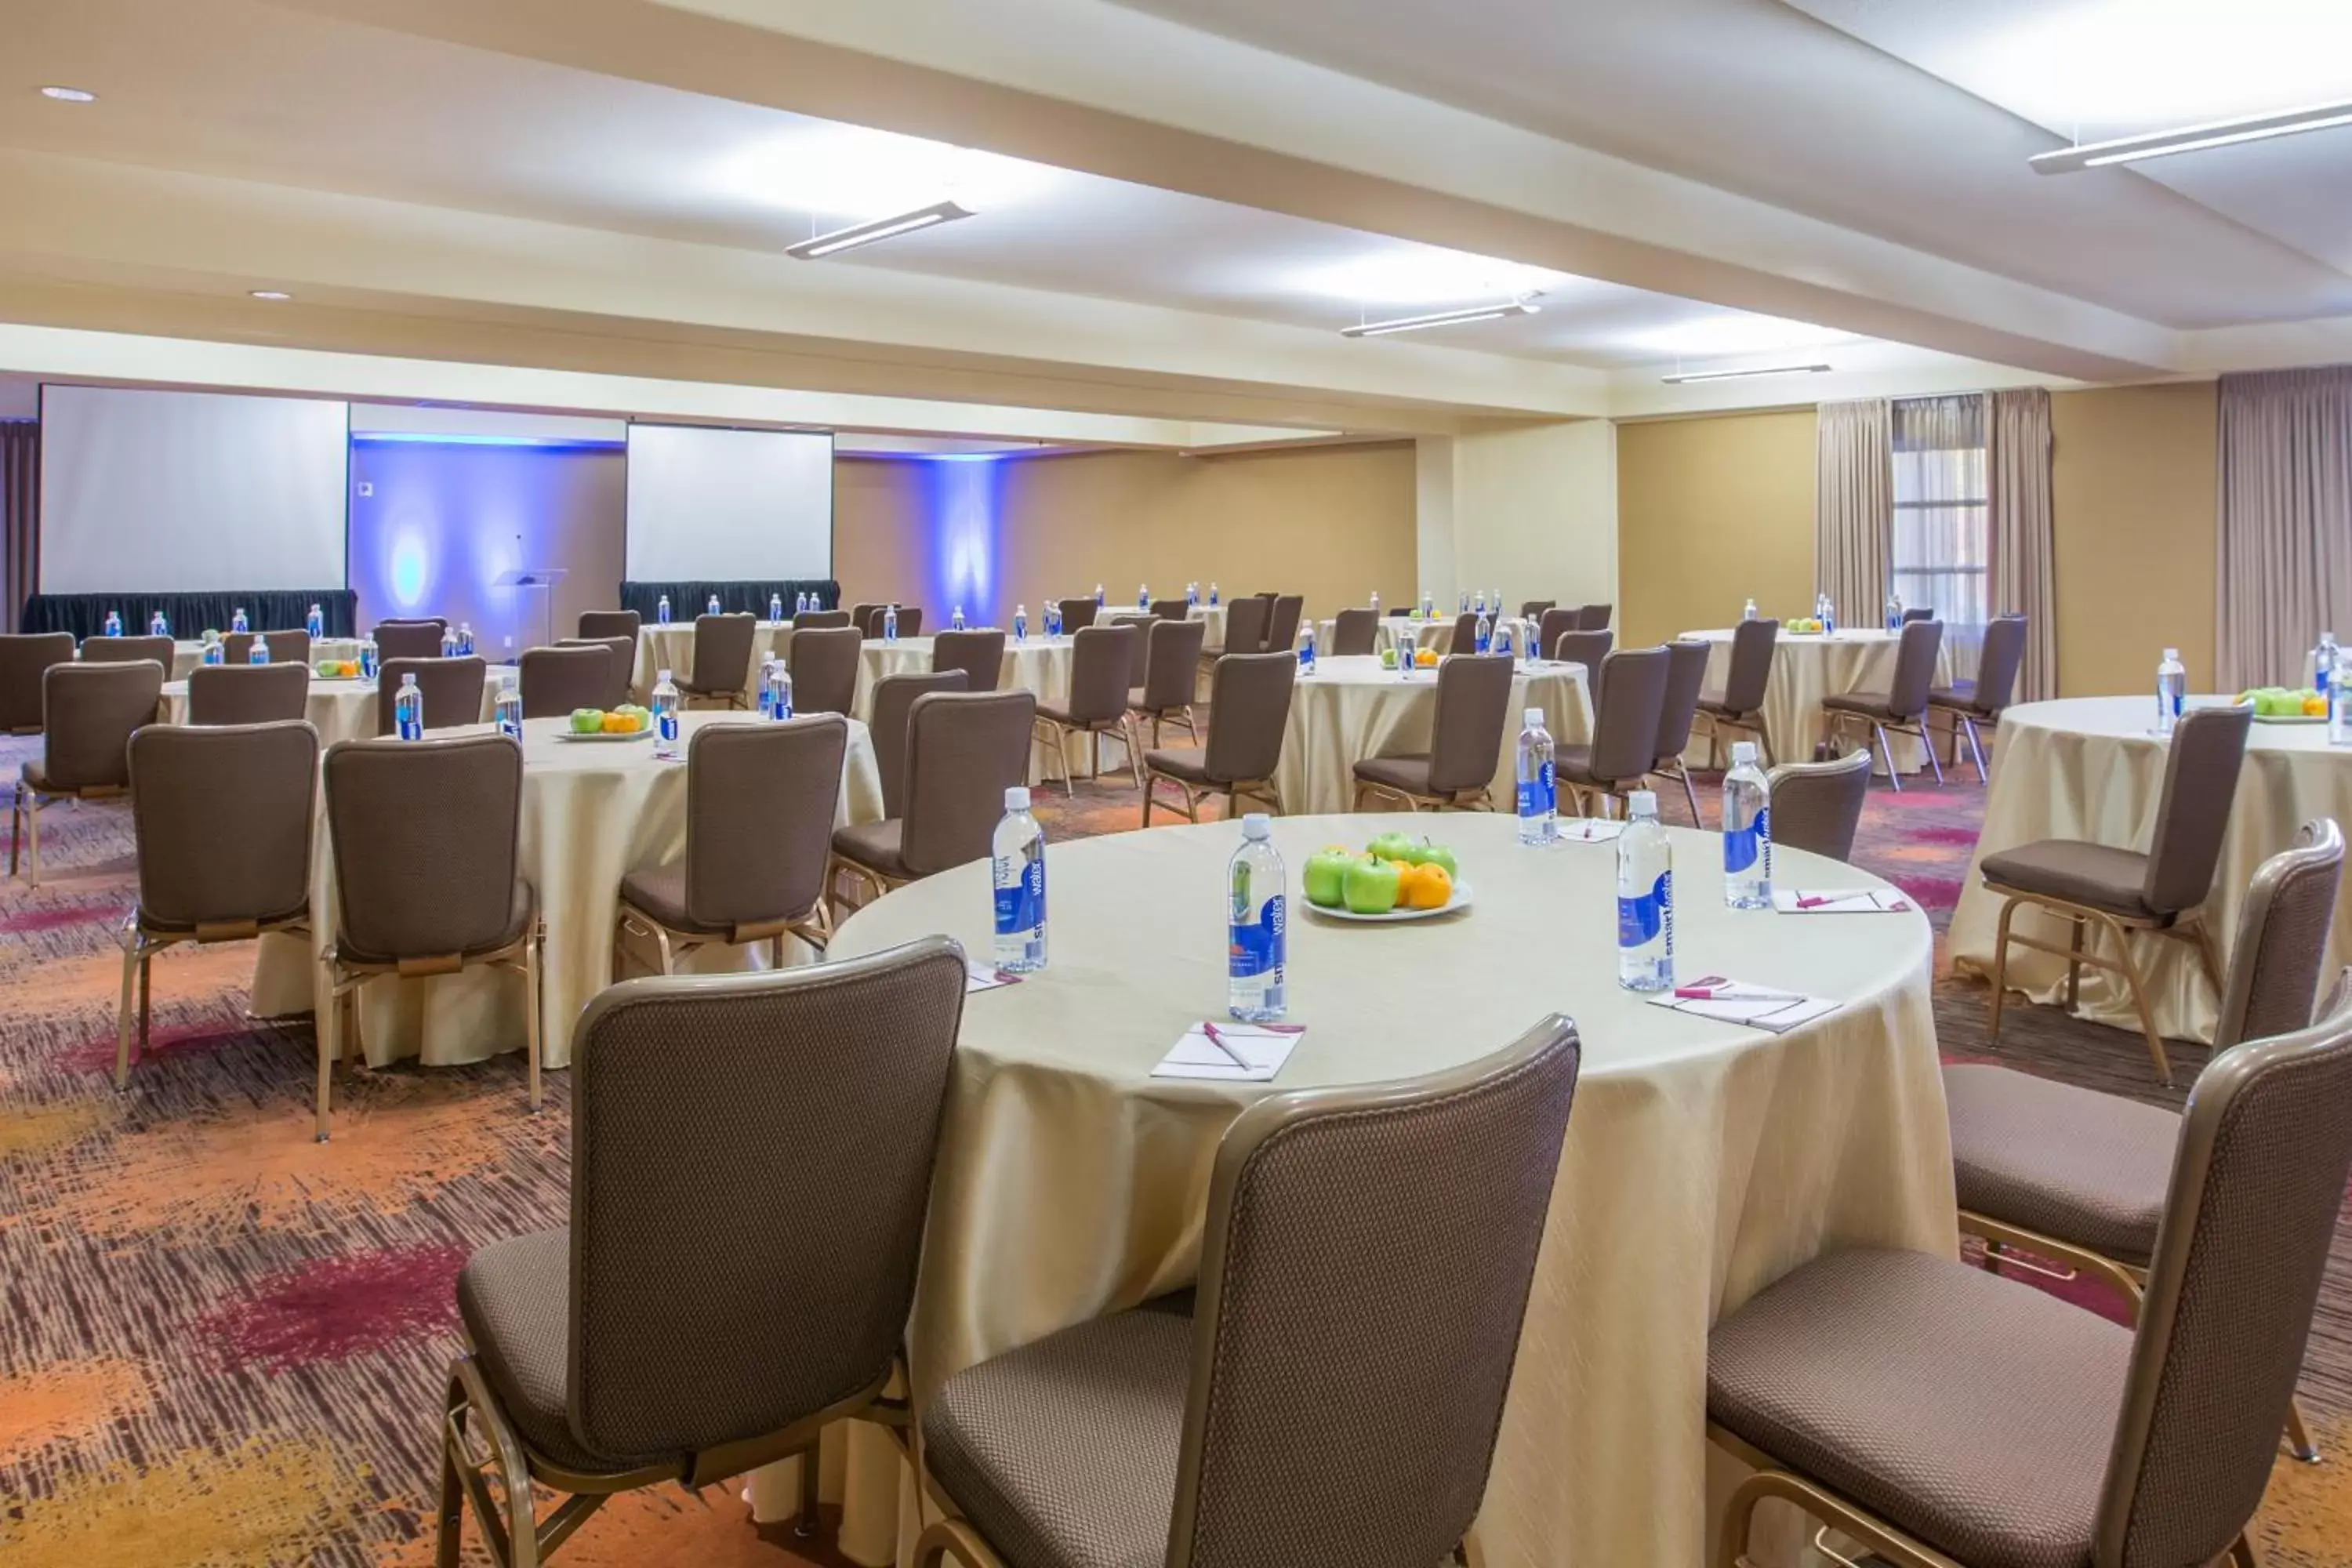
(711, 125), (1058, 217)
(2031, 97), (2352, 171)
(1660, 363), (1833, 385)
(249, 289), (292, 302)
(786, 200), (974, 260)
(1298, 248), (1564, 309)
(38, 85), (96, 103)
(1341, 296), (1543, 338)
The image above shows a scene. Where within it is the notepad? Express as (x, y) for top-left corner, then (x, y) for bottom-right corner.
(1557, 818), (1627, 844)
(1772, 888), (1912, 914)
(964, 961), (1022, 994)
(1646, 976), (1839, 1034)
(1152, 1022), (1305, 1081)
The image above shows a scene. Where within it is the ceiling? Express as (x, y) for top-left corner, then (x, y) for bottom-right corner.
(0, 0), (2347, 434)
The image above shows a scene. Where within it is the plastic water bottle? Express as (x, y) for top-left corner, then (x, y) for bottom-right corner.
(440, 626), (459, 658)
(765, 659), (793, 720)
(1420, 591), (1434, 619)
(1474, 604), (1492, 654)
(1517, 706), (1556, 846)
(884, 604), (899, 641)
(1458, 590), (1471, 614)
(1743, 597), (1758, 622)
(1494, 621), (1515, 660)
(1094, 583), (1105, 607)
(793, 591), (808, 617)
(1227, 814), (1287, 1022)
(231, 607), (249, 633)
(1138, 583), (1149, 610)
(1473, 588), (1486, 615)
(457, 622), (475, 656)
(306, 602), (324, 639)
(394, 673), (424, 740)
(358, 639), (377, 679)
(2155, 648), (2187, 735)
(249, 634), (270, 665)
(149, 611), (169, 637)
(770, 593), (784, 623)
(102, 610), (122, 637)
(202, 638), (224, 666)
(1187, 582), (1200, 608)
(1014, 604), (1028, 641)
(1298, 621), (1317, 673)
(1370, 590), (1381, 618)
(1722, 742), (1772, 909)
(657, 594), (672, 626)
(707, 593), (722, 616)
(1884, 593), (1903, 632)
(991, 786), (1047, 973)
(952, 604), (967, 631)
(1617, 790), (1674, 993)
(2318, 632), (2339, 701)
(494, 677), (522, 741)
(1044, 601), (1062, 637)
(1208, 582), (1219, 607)
(2333, 653), (2352, 748)
(652, 669), (681, 760)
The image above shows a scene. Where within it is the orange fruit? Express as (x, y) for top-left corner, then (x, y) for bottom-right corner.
(601, 711), (626, 733)
(1399, 862), (1453, 909)
(2306, 694), (2329, 717)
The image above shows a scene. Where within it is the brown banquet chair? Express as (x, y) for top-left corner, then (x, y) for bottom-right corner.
(81, 633), (176, 668)
(679, 613), (758, 710)
(1448, 612), (1482, 655)
(1264, 593), (1303, 652)
(829, 690), (1036, 913)
(1142, 651), (1294, 826)
(1108, 614), (1155, 698)
(1218, 594), (1269, 659)
(850, 602), (885, 637)
(615, 717), (848, 978)
(1980, 702), (2252, 1085)
(1948, 819), (2343, 1467)
(437, 937), (965, 1565)
(1900, 604), (1936, 623)
(1054, 597), (1098, 634)
(1927, 612), (2027, 782)
(1535, 608), (1581, 662)
(870, 670), (968, 819)
(1762, 749), (1873, 862)
(1552, 628), (1613, 670)
(793, 608), (852, 631)
(1644, 640), (1714, 826)
(13, 660), (164, 887)
(1821, 617), (1945, 788)
(1576, 602), (1613, 630)
(1033, 623), (1138, 792)
(1330, 608), (1378, 656)
(1553, 646), (1669, 820)
(1519, 598), (1555, 621)
(115, 720), (318, 1088)
(789, 626), (863, 718)
(558, 637), (637, 708)
(1127, 617), (1205, 751)
(187, 662), (307, 725)
(1708, 977), (2352, 1568)
(0, 632), (76, 732)
(518, 645), (616, 720)
(914, 1014), (1583, 1568)
(374, 656), (488, 736)
(576, 608), (639, 642)
(321, 734), (542, 1139)
(890, 607), (926, 638)
(931, 628), (1007, 694)
(222, 630), (312, 667)
(372, 620), (448, 663)
(1352, 652), (1515, 811)
(1693, 618), (1778, 768)
(1148, 597), (1190, 621)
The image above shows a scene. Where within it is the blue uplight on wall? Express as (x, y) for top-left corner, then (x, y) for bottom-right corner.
(922, 454), (1007, 627)
(388, 529), (430, 608)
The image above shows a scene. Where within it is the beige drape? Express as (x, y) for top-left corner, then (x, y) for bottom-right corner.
(2217, 366), (2352, 692)
(1, 422), (34, 634)
(1988, 387), (2057, 700)
(1815, 397), (1892, 626)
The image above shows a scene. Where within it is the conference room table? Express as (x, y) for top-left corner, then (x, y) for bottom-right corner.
(1269, 653), (1592, 815)
(760, 811), (1951, 1568)
(1949, 695), (2352, 1046)
(158, 666), (515, 750)
(164, 637), (363, 678)
(1678, 626), (1955, 775)
(632, 619), (796, 707)
(247, 711), (883, 1068)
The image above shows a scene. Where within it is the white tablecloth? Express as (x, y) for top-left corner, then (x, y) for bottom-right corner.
(1317, 614), (1535, 659)
(158, 669), (510, 750)
(633, 620), (796, 707)
(853, 634), (1134, 780)
(1948, 695), (2352, 1045)
(1189, 603), (1226, 652)
(248, 712), (883, 1069)
(164, 637), (363, 678)
(1679, 627), (1955, 775)
(1269, 654), (1592, 815)
(789, 811), (1951, 1567)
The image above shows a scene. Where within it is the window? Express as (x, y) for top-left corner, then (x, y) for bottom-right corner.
(1891, 394), (1987, 675)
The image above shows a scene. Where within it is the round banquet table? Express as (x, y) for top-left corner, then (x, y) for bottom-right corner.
(1317, 613), (1535, 659)
(1949, 695), (2352, 1045)
(780, 811), (1952, 1568)
(632, 620), (796, 707)
(165, 636), (363, 678)
(158, 668), (510, 750)
(1271, 653), (1593, 815)
(1187, 602), (1225, 652)
(247, 712), (883, 1068)
(1679, 627), (1954, 776)
(852, 633), (1120, 779)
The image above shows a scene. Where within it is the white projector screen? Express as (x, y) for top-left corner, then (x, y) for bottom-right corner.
(39, 386), (350, 593)
(624, 424), (833, 581)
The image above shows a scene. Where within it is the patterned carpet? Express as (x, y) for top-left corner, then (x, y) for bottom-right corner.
(1, 735), (2347, 1566)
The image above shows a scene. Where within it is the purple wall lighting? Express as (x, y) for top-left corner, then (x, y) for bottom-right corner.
(918, 454), (1007, 629)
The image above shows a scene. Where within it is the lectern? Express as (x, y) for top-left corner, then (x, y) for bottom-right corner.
(495, 568), (569, 652)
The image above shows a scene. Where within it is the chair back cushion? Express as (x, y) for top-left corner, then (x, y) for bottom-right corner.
(1519, 600), (1555, 620)
(129, 720), (318, 928)
(578, 609), (640, 641)
(903, 691), (1036, 876)
(1203, 653), (1297, 784)
(1762, 750), (1872, 862)
(870, 671), (967, 819)
(1449, 612), (1481, 653)
(1142, 619), (1207, 711)
(1577, 603), (1613, 630)
(40, 661), (164, 790)
(1536, 609), (1581, 660)
(1553, 628), (1613, 670)
(1330, 609), (1377, 657)
(0, 633), (75, 731)
(1429, 654), (1515, 795)
(375, 656), (488, 735)
(690, 614), (758, 693)
(1885, 619), (1944, 719)
(1587, 647), (1669, 783)
(2143, 704), (2253, 915)
(1056, 598), (1098, 633)
(187, 662), (309, 726)
(223, 630), (311, 666)
(1168, 1018), (1581, 1568)
(568, 938), (967, 1461)
(1651, 640), (1713, 763)
(793, 608), (852, 630)
(372, 622), (447, 663)
(558, 637), (636, 707)
(1264, 595), (1303, 652)
(789, 626), (864, 717)
(1722, 619), (1779, 715)
(1065, 625), (1138, 724)
(324, 734), (521, 961)
(1149, 599), (1191, 621)
(518, 645), (614, 720)
(931, 630), (1007, 694)
(2212, 819), (2343, 1051)
(686, 716), (847, 931)
(1220, 597), (1269, 656)
(82, 634), (176, 667)
(1973, 615), (2028, 715)
(1108, 615), (1156, 691)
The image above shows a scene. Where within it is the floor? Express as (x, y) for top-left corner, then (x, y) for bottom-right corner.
(0, 737), (2346, 1566)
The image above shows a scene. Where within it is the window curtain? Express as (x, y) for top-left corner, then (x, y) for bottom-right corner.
(1814, 397), (1892, 630)
(1987, 387), (2057, 701)
(1, 422), (34, 635)
(2217, 366), (2352, 691)
(1891, 394), (1988, 681)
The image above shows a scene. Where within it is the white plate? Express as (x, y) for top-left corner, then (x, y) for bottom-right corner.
(1305, 880), (1474, 922)
(554, 726), (656, 742)
(2251, 713), (2327, 724)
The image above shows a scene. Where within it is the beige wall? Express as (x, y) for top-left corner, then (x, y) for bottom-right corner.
(1617, 408), (1817, 648)
(1445, 420), (1619, 616)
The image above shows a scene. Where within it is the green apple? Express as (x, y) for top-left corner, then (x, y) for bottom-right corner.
(1405, 840), (1460, 878)
(1379, 646), (1399, 669)
(1342, 855), (1402, 914)
(569, 707), (606, 735)
(314, 659), (338, 677)
(1303, 846), (1356, 909)
(1366, 830), (1419, 864)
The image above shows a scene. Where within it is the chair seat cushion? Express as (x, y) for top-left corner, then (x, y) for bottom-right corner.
(1708, 1247), (2130, 1568)
(1980, 840), (2158, 920)
(1037, 704), (1116, 730)
(338, 880), (537, 968)
(1944, 1064), (2173, 1265)
(457, 1229), (667, 1475)
(1145, 747), (1212, 785)
(1820, 691), (1900, 721)
(1551, 744), (1636, 789)
(1694, 697), (1756, 719)
(922, 1298), (1193, 1568)
(831, 818), (908, 879)
(1353, 754), (1434, 795)
(1929, 684), (1991, 717)
(617, 863), (727, 937)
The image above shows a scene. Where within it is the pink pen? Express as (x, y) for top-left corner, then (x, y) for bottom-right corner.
(1198, 1021), (1256, 1069)
(1675, 982), (1807, 1002)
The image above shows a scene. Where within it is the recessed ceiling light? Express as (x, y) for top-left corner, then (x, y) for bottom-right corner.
(38, 85), (96, 103)
(249, 289), (293, 302)
(1341, 296), (1544, 339)
(1660, 363), (1834, 385)
(2030, 97), (2352, 172)
(786, 201), (975, 260)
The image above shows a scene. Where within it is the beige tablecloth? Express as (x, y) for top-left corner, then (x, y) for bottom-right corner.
(852, 634), (1131, 781)
(1269, 654), (1592, 815)
(1317, 614), (1535, 659)
(1948, 695), (2352, 1044)
(165, 637), (363, 678)
(790, 811), (1951, 1567)
(1679, 627), (1955, 775)
(1189, 603), (1225, 652)
(248, 712), (882, 1069)
(633, 621), (796, 707)
(158, 669), (510, 750)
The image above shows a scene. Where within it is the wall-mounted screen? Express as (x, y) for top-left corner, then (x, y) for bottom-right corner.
(623, 423), (833, 581)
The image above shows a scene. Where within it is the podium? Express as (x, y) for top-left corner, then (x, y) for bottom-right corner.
(495, 568), (569, 652)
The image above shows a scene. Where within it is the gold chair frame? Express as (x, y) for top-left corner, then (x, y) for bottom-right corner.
(115, 909), (311, 1089)
(612, 898), (830, 982)
(1824, 706), (1945, 792)
(912, 1481), (1488, 1568)
(1982, 882), (2220, 1086)
(1924, 699), (1994, 783)
(1139, 766), (1279, 827)
(11, 777), (125, 888)
(321, 920), (544, 1142)
(1351, 775), (1494, 812)
(1032, 711), (1143, 793)
(1646, 756), (1705, 826)
(1693, 707), (1775, 771)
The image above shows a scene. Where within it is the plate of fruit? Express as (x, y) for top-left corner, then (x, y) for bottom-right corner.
(1301, 832), (1472, 922)
(557, 705), (655, 740)
(2234, 688), (2328, 724)
(311, 659), (365, 681)
(1784, 616), (1826, 634)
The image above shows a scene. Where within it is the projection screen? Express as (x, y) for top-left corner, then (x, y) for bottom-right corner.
(38, 386), (350, 593)
(623, 424), (833, 581)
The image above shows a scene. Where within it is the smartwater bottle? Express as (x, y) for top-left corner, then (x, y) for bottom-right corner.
(1458, 590), (1471, 614)
(457, 622), (475, 656)
(1187, 582), (1200, 608)
(394, 673), (424, 740)
(1138, 583), (1149, 610)
(1228, 814), (1287, 1022)
(883, 604), (899, 641)
(652, 668), (681, 760)
(1473, 588), (1486, 615)
(1819, 594), (1835, 634)
(1743, 597), (1759, 622)
(358, 638), (377, 679)
(1494, 620), (1515, 661)
(770, 592), (784, 623)
(1420, 591), (1435, 619)
(707, 593), (722, 616)
(231, 607), (249, 633)
(149, 611), (169, 637)
(1298, 621), (1316, 672)
(952, 604), (967, 631)
(2318, 632), (2339, 702)
(1094, 583), (1105, 607)
(1370, 589), (1381, 618)
(992, 786), (1047, 973)
(1617, 790), (1674, 993)
(1208, 582), (1220, 607)
(306, 602), (325, 639)
(202, 638), (224, 666)
(1014, 604), (1028, 641)
(494, 677), (523, 741)
(1516, 706), (1556, 846)
(794, 591), (808, 618)
(1884, 593), (1903, 632)
(765, 659), (793, 720)
(440, 626), (459, 658)
(1045, 601), (1062, 637)
(2156, 648), (2187, 736)
(1722, 742), (1772, 909)
(103, 610), (122, 637)
(1474, 605), (1492, 654)
(249, 634), (270, 665)
(657, 594), (672, 626)
(2333, 654), (2352, 748)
